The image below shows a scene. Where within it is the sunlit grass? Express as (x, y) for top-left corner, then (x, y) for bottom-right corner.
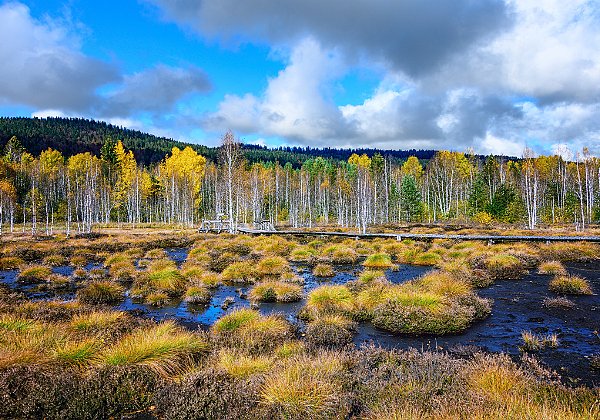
(549, 275), (593, 295)
(77, 281), (125, 304)
(312, 263), (335, 277)
(538, 260), (568, 275)
(249, 281), (303, 302)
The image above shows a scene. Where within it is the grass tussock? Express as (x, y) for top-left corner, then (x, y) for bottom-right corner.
(221, 261), (258, 283)
(363, 253), (395, 269)
(217, 350), (273, 378)
(312, 263), (335, 277)
(549, 275), (593, 295)
(183, 285), (211, 304)
(42, 254), (66, 267)
(521, 330), (559, 351)
(0, 256), (24, 270)
(260, 352), (350, 419)
(77, 281), (125, 305)
(18, 265), (52, 283)
(305, 285), (354, 317)
(538, 260), (568, 275)
(249, 281), (303, 303)
(99, 321), (208, 376)
(256, 256), (291, 277)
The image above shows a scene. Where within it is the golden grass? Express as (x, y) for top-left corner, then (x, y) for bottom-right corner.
(312, 263), (335, 277)
(99, 321), (208, 376)
(549, 275), (593, 295)
(538, 261), (568, 275)
(306, 285), (354, 315)
(217, 350), (273, 378)
(249, 281), (303, 302)
(221, 261), (258, 283)
(363, 253), (394, 269)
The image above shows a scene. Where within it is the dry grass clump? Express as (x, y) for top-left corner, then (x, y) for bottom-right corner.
(17, 265), (53, 283)
(482, 253), (527, 280)
(145, 292), (171, 307)
(312, 263), (335, 277)
(363, 253), (395, 269)
(521, 330), (559, 351)
(69, 255), (87, 267)
(103, 253), (131, 268)
(412, 251), (442, 266)
(77, 281), (125, 305)
(320, 245), (359, 264)
(289, 246), (316, 262)
(549, 275), (593, 295)
(69, 311), (126, 334)
(538, 260), (567, 275)
(42, 254), (66, 267)
(99, 321), (208, 376)
(144, 248), (166, 259)
(305, 285), (354, 317)
(249, 281), (303, 303)
(542, 296), (576, 309)
(0, 256), (24, 270)
(541, 241), (600, 262)
(305, 315), (357, 350)
(260, 352), (350, 419)
(137, 268), (186, 297)
(211, 309), (292, 351)
(221, 261), (258, 283)
(183, 285), (211, 304)
(256, 256), (291, 277)
(217, 350), (273, 378)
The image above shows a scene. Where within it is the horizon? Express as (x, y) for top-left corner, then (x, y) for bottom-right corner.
(0, 1), (598, 156)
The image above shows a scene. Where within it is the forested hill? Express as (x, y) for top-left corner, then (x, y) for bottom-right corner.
(0, 116), (436, 166)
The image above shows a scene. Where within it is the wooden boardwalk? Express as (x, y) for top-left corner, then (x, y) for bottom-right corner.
(236, 227), (600, 243)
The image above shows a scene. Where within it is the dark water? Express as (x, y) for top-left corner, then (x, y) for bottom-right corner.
(1, 249), (599, 386)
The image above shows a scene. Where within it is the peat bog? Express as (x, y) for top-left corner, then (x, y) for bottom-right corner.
(0, 232), (598, 418)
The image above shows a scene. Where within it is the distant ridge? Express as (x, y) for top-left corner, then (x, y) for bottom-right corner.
(0, 116), (440, 166)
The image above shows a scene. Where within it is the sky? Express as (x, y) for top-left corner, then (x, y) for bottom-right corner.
(0, 0), (599, 156)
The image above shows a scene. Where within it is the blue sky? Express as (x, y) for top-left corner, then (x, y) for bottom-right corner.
(1, 0), (599, 155)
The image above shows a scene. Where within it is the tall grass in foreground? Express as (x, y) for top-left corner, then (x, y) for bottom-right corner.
(99, 321), (208, 376)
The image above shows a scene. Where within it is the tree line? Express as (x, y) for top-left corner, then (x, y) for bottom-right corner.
(0, 132), (598, 235)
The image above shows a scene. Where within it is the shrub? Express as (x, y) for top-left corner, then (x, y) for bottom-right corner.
(305, 315), (357, 350)
(312, 264), (335, 278)
(183, 286), (211, 304)
(99, 321), (208, 376)
(221, 261), (258, 283)
(249, 281), (303, 303)
(77, 281), (124, 305)
(363, 253), (394, 269)
(538, 260), (567, 275)
(18, 265), (52, 283)
(549, 275), (593, 295)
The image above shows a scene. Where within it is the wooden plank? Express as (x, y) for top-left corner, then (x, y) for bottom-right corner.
(235, 227), (600, 243)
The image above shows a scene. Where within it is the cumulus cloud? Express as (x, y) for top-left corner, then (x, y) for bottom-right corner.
(148, 0), (510, 77)
(205, 38), (349, 144)
(0, 2), (118, 110)
(99, 64), (211, 117)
